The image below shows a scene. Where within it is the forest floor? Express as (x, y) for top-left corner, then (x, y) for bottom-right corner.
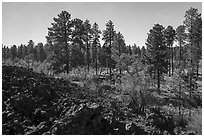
(2, 64), (202, 135)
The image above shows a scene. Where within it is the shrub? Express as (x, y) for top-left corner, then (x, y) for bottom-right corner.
(146, 106), (175, 134)
(186, 109), (202, 135)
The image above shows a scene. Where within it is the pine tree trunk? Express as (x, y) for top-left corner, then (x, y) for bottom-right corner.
(106, 57), (108, 74)
(65, 43), (69, 74)
(139, 90), (145, 112)
(119, 43), (122, 75)
(195, 62), (199, 90)
(66, 51), (69, 74)
(179, 41), (182, 67)
(109, 54), (112, 76)
(189, 48), (193, 117)
(169, 46), (171, 77)
(179, 41), (182, 116)
(65, 30), (69, 74)
(157, 69), (160, 92)
(96, 62), (98, 75)
(179, 81), (181, 116)
(197, 63), (199, 80)
(189, 70), (192, 117)
(172, 46), (174, 75)
(86, 41), (90, 72)
(95, 48), (98, 75)
(109, 32), (112, 76)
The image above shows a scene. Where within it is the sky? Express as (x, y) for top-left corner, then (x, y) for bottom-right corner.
(2, 2), (202, 47)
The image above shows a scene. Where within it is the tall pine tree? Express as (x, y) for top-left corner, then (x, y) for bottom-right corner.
(91, 22), (101, 75)
(112, 32), (126, 75)
(83, 20), (92, 72)
(164, 26), (176, 76)
(183, 7), (202, 116)
(176, 25), (186, 67)
(46, 11), (73, 73)
(102, 20), (115, 75)
(146, 24), (168, 91)
(37, 42), (47, 62)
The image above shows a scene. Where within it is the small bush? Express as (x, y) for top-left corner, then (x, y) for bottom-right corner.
(186, 109), (202, 135)
(174, 115), (188, 128)
(146, 107), (175, 134)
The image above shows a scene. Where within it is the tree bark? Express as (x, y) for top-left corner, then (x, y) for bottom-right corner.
(172, 46), (174, 75)
(169, 46), (171, 77)
(179, 41), (182, 67)
(109, 31), (112, 76)
(197, 62), (199, 79)
(95, 47), (98, 75)
(86, 40), (90, 72)
(179, 81), (181, 116)
(64, 24), (69, 74)
(157, 69), (160, 91)
(189, 69), (192, 117)
(65, 46), (69, 74)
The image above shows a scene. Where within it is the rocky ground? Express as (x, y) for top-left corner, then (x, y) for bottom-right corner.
(2, 65), (201, 135)
(2, 65), (150, 135)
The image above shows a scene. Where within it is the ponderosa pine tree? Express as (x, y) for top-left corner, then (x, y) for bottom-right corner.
(46, 11), (73, 73)
(98, 47), (107, 70)
(33, 46), (38, 61)
(83, 20), (92, 72)
(146, 24), (168, 91)
(189, 10), (202, 79)
(128, 45), (132, 55)
(71, 18), (85, 68)
(70, 45), (85, 68)
(22, 45), (28, 59)
(175, 25), (187, 116)
(91, 22), (101, 75)
(164, 26), (176, 76)
(132, 44), (141, 57)
(27, 40), (35, 54)
(141, 46), (146, 56)
(17, 44), (24, 59)
(176, 25), (186, 67)
(102, 20), (116, 75)
(183, 7), (202, 116)
(2, 45), (7, 59)
(10, 45), (17, 60)
(37, 42), (47, 62)
(184, 7), (202, 74)
(112, 32), (126, 75)
(72, 18), (85, 52)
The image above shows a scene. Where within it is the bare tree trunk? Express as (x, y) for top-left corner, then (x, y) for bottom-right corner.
(66, 47), (69, 74)
(197, 63), (199, 79)
(157, 69), (160, 92)
(106, 56), (108, 74)
(169, 46), (171, 77)
(109, 54), (111, 76)
(86, 41), (90, 72)
(172, 46), (174, 75)
(179, 41), (182, 67)
(109, 32), (112, 76)
(64, 27), (69, 74)
(179, 41), (182, 116)
(179, 81), (181, 116)
(95, 48), (98, 75)
(139, 90), (145, 112)
(189, 70), (192, 117)
(95, 59), (98, 76)
(189, 47), (193, 117)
